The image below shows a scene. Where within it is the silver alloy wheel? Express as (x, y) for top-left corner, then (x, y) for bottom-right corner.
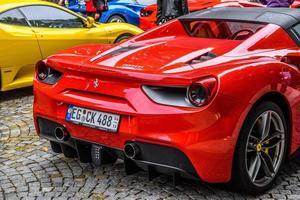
(245, 110), (285, 187)
(109, 16), (125, 23)
(111, 18), (123, 22)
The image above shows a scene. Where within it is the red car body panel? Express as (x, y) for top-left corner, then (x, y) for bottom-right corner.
(34, 14), (300, 183)
(139, 0), (263, 31)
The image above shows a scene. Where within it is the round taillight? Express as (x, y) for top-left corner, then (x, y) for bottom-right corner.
(140, 9), (145, 17)
(187, 77), (217, 107)
(188, 84), (208, 106)
(140, 9), (153, 17)
(37, 61), (49, 81)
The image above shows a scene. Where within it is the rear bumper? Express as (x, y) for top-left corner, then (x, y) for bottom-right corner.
(37, 117), (199, 180)
(33, 76), (247, 183)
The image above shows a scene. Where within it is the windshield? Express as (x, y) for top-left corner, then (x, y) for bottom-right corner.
(182, 20), (266, 40)
(136, 0), (156, 6)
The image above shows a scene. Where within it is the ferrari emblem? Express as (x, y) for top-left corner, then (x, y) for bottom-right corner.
(93, 78), (100, 88)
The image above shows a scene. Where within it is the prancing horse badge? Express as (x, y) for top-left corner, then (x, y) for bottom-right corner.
(93, 78), (100, 88)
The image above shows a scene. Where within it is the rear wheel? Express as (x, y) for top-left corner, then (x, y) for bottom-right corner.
(232, 101), (288, 195)
(108, 15), (126, 23)
(114, 34), (133, 43)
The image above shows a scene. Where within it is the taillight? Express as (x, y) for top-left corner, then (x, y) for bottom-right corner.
(37, 61), (49, 81)
(142, 76), (218, 108)
(187, 77), (218, 107)
(36, 61), (62, 85)
(140, 8), (153, 17)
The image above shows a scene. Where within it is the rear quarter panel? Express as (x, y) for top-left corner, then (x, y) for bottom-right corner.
(216, 57), (300, 156)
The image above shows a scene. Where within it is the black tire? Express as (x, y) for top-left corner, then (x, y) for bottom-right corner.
(61, 144), (77, 158)
(114, 34), (133, 43)
(50, 141), (62, 153)
(108, 15), (126, 23)
(232, 101), (288, 195)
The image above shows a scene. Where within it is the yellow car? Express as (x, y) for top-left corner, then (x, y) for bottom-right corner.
(0, 0), (143, 91)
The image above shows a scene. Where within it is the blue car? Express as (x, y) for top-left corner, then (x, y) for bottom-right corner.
(68, 0), (156, 27)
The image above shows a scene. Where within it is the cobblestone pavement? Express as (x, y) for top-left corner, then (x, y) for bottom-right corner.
(0, 88), (300, 200)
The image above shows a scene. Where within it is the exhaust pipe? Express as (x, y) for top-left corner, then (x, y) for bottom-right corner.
(54, 127), (69, 141)
(124, 143), (140, 159)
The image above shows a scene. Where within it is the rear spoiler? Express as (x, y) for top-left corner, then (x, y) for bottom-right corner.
(47, 58), (195, 87)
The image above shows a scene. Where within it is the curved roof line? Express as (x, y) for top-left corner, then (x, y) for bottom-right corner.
(180, 7), (300, 29)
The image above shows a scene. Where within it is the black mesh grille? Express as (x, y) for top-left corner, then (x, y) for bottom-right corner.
(38, 117), (60, 138)
(133, 141), (198, 177)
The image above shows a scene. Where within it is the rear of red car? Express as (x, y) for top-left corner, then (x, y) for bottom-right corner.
(33, 6), (300, 195)
(33, 16), (256, 182)
(33, 13), (292, 186)
(32, 42), (241, 184)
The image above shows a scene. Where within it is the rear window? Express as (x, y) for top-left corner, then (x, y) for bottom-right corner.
(182, 20), (266, 40)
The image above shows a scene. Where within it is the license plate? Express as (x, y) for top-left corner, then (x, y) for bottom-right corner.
(65, 105), (120, 133)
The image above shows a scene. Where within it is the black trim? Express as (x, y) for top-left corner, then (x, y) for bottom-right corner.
(128, 141), (199, 179)
(37, 117), (200, 181)
(287, 28), (300, 47)
(288, 23), (300, 47)
(37, 117), (75, 147)
(180, 8), (300, 30)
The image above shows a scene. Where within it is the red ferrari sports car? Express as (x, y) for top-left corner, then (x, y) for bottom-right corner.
(34, 8), (300, 194)
(139, 0), (263, 30)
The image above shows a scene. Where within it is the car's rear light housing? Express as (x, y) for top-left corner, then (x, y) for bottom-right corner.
(142, 76), (218, 108)
(36, 61), (62, 85)
(140, 8), (153, 17)
(187, 77), (218, 107)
